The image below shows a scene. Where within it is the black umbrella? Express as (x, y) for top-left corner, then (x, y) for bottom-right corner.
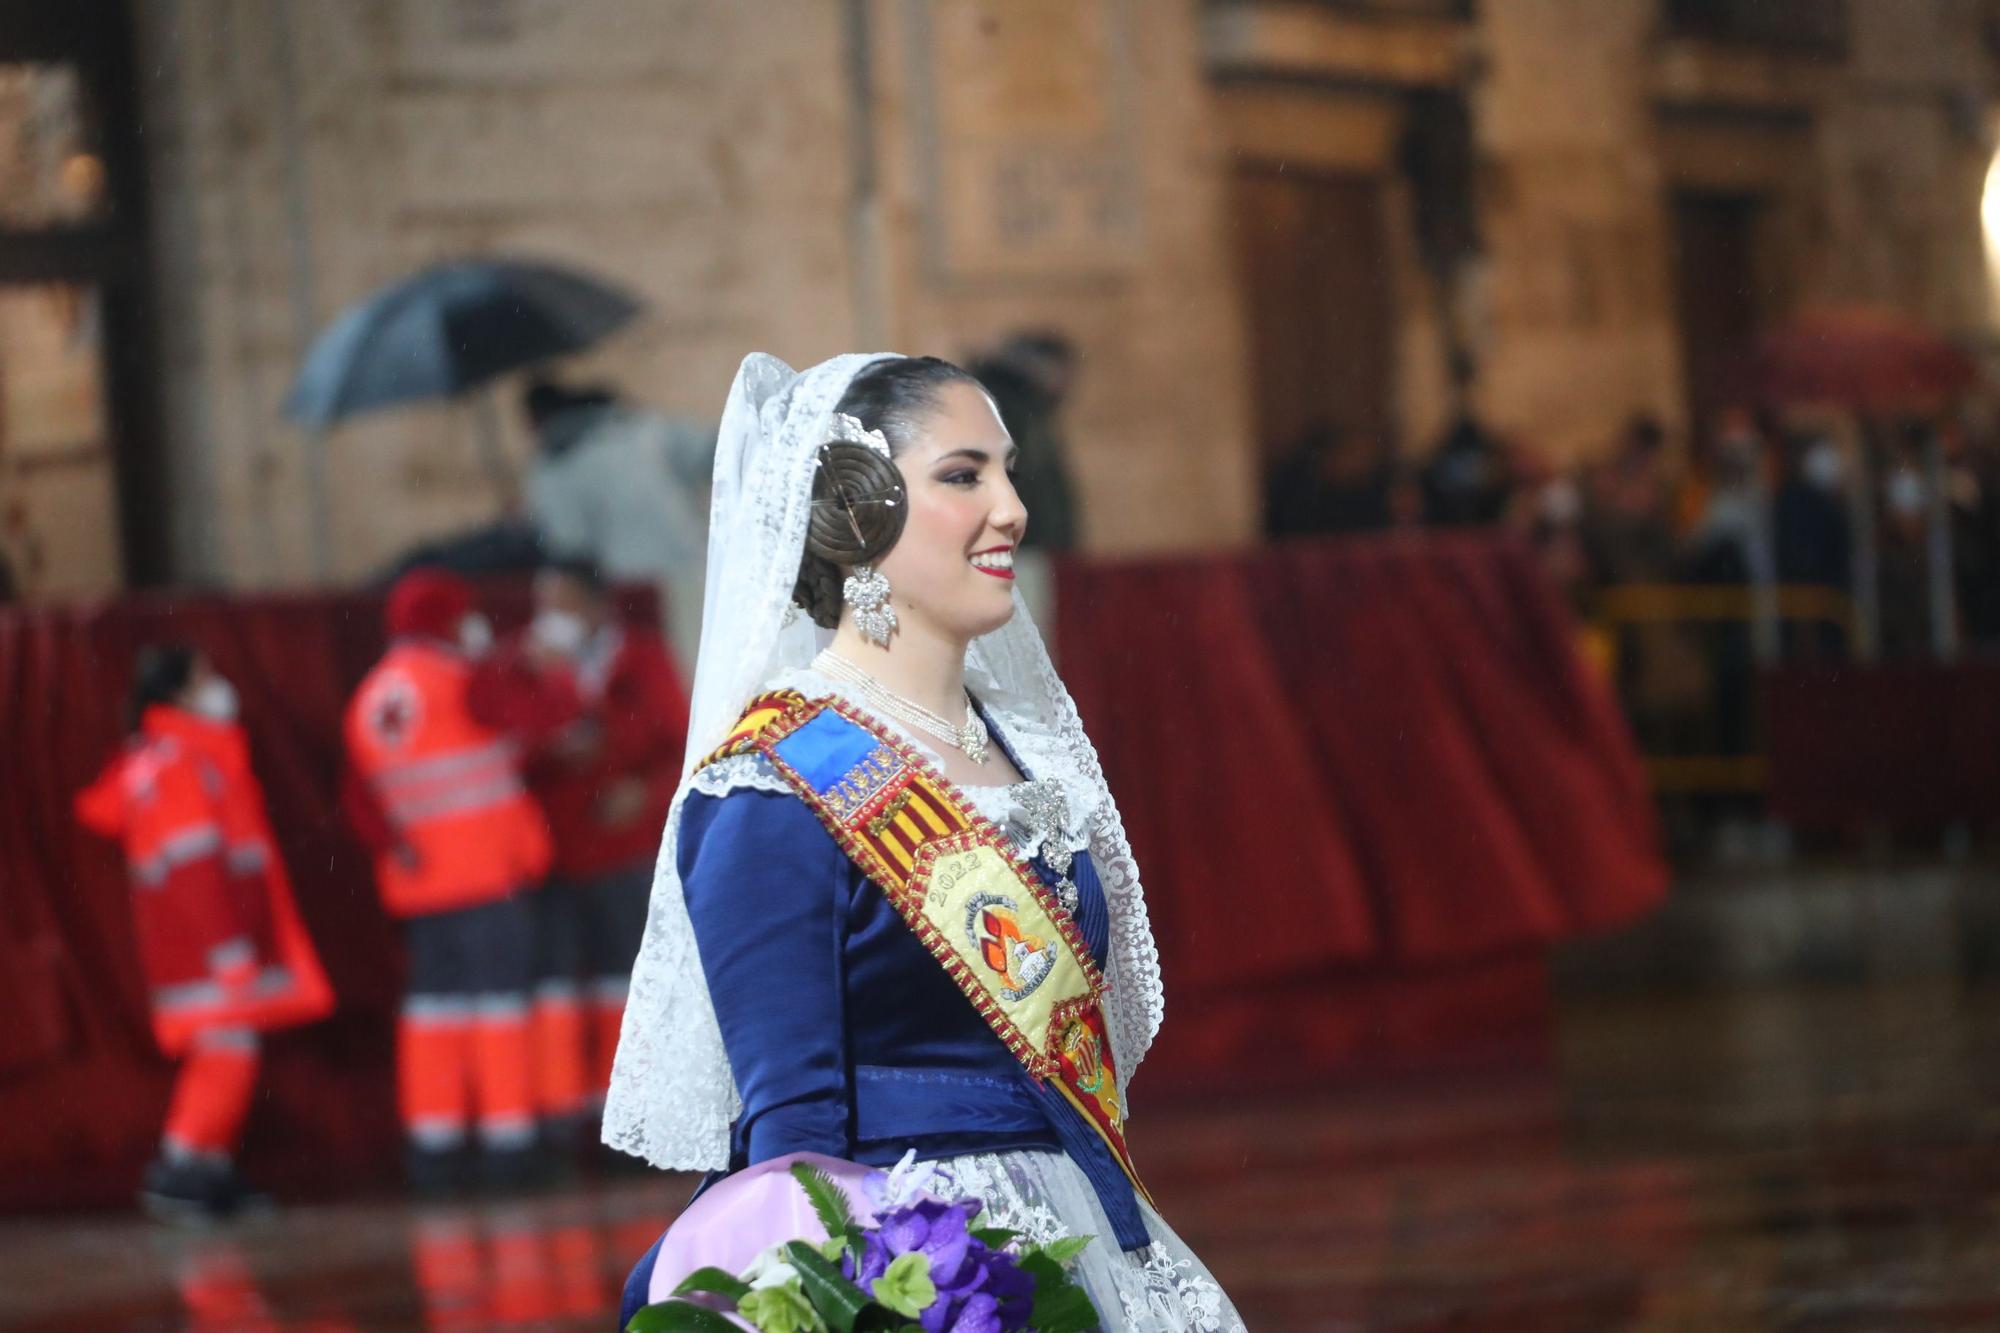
(284, 257), (641, 429)
(283, 258), (640, 577)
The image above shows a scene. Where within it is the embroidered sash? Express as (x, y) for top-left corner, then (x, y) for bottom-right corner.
(704, 690), (1149, 1208)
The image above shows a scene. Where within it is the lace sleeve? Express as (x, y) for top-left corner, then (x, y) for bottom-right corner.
(603, 753), (797, 1170)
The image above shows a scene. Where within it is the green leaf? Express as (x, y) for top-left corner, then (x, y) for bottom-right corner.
(789, 1162), (857, 1238)
(818, 1234), (850, 1263)
(738, 1284), (828, 1333)
(868, 1252), (936, 1319)
(1038, 1234), (1096, 1266)
(1018, 1252), (1103, 1333)
(625, 1299), (747, 1333)
(970, 1226), (1020, 1250)
(671, 1266), (752, 1303)
(782, 1240), (873, 1333)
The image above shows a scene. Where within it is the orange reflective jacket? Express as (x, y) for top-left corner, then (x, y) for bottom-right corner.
(345, 642), (553, 917)
(75, 706), (335, 1055)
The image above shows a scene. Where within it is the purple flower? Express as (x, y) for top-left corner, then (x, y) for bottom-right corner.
(844, 1195), (1039, 1332)
(925, 1290), (1000, 1333)
(845, 1232), (892, 1285)
(873, 1197), (979, 1287)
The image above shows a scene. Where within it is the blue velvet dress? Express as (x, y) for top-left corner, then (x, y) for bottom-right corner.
(682, 786), (1107, 1163)
(618, 707), (1244, 1331)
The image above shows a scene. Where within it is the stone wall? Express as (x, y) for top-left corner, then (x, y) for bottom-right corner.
(1475, 0), (1999, 461)
(126, 0), (2000, 589)
(135, 0), (1253, 588)
(1207, 0), (2000, 467)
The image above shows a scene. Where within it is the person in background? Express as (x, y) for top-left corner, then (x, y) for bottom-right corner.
(1943, 417), (2000, 647)
(75, 643), (335, 1222)
(1876, 427), (1939, 659)
(972, 332), (1084, 644)
(1422, 414), (1515, 526)
(342, 568), (575, 1192)
(1683, 409), (1777, 589)
(1770, 430), (1853, 662)
(523, 378), (717, 671)
(1264, 421), (1399, 539)
(971, 331), (1082, 553)
(518, 557), (686, 1156)
(1583, 417), (1678, 586)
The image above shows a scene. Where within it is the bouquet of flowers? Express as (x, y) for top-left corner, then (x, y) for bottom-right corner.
(627, 1158), (1100, 1333)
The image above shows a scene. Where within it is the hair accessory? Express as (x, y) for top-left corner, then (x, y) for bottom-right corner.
(829, 411), (892, 459)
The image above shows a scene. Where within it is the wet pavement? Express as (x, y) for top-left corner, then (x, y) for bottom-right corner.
(3, 982), (1996, 1330)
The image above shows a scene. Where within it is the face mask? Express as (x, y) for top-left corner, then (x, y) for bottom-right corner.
(189, 677), (239, 723)
(531, 609), (589, 657)
(1801, 442), (1843, 491)
(458, 613), (495, 657)
(1539, 478), (1582, 526)
(1886, 469), (1927, 517)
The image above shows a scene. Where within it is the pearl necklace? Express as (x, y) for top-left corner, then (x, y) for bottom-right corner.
(813, 650), (990, 764)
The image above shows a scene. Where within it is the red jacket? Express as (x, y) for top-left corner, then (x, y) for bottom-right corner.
(525, 625), (686, 880)
(343, 639), (576, 918)
(75, 707), (336, 1055)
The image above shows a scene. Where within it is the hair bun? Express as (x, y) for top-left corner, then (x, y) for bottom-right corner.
(804, 441), (906, 566)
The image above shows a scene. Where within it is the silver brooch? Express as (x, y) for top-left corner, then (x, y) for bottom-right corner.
(1008, 779), (1078, 914)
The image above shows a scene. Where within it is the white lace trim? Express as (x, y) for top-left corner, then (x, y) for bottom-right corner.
(687, 750), (792, 801)
(929, 1150), (1245, 1333)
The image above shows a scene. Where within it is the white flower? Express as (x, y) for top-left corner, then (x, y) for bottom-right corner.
(870, 1148), (941, 1211)
(741, 1244), (802, 1291)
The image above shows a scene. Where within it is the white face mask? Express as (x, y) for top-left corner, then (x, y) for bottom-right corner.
(1802, 441), (1843, 491)
(458, 613), (495, 657)
(531, 608), (589, 657)
(189, 677), (239, 723)
(1886, 468), (1928, 517)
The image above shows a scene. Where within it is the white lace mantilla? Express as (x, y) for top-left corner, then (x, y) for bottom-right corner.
(602, 352), (1164, 1190)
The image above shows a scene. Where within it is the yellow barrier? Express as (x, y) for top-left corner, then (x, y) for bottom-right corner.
(1591, 583), (1854, 795)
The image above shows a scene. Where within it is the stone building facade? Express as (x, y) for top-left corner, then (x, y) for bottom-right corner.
(1, 0), (1997, 595)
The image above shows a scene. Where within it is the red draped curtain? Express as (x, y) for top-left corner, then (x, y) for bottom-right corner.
(1057, 535), (1667, 1089)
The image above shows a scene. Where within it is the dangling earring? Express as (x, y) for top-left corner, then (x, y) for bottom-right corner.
(844, 563), (897, 646)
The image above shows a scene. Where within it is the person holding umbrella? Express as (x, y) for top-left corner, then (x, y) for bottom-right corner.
(285, 257), (643, 580)
(521, 379), (717, 668)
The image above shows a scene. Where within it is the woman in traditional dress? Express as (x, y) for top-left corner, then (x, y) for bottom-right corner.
(604, 353), (1243, 1331)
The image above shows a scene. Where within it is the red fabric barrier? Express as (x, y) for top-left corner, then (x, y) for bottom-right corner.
(1058, 535), (1667, 1084)
(1764, 661), (2000, 828)
(0, 538), (1664, 1209)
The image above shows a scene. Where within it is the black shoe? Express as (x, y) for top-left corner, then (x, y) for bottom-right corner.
(139, 1156), (234, 1227)
(477, 1143), (553, 1195)
(405, 1142), (469, 1198)
(214, 1163), (276, 1217)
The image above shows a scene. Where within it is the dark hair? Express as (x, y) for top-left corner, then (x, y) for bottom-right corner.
(540, 553), (608, 597)
(1000, 329), (1075, 369)
(523, 377), (618, 429)
(791, 356), (982, 629)
(127, 642), (199, 732)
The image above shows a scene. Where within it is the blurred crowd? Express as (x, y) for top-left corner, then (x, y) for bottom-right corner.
(1264, 405), (2000, 659)
(1262, 401), (2000, 851)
